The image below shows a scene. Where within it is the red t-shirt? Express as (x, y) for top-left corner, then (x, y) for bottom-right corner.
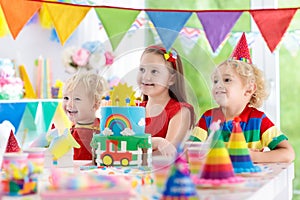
(71, 118), (100, 160)
(142, 98), (194, 138)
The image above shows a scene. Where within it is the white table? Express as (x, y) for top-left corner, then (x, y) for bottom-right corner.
(0, 162), (294, 200)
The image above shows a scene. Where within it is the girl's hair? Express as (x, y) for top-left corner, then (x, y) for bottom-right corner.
(218, 60), (269, 108)
(140, 45), (188, 103)
(63, 71), (108, 107)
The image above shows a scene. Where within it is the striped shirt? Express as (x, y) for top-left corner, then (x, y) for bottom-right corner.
(191, 105), (287, 150)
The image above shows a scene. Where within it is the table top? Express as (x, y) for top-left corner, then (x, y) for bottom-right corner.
(0, 161), (294, 200)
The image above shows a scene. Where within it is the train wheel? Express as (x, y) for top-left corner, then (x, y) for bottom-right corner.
(102, 154), (113, 166)
(120, 158), (129, 166)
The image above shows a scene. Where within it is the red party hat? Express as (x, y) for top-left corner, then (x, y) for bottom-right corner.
(5, 130), (21, 152)
(230, 33), (252, 64)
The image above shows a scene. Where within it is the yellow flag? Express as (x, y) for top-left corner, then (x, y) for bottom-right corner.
(39, 3), (52, 29)
(19, 65), (37, 99)
(45, 3), (91, 45)
(0, 7), (9, 37)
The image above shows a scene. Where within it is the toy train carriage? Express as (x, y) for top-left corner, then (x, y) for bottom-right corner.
(90, 134), (152, 167)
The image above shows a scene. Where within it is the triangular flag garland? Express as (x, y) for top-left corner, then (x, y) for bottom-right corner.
(193, 120), (244, 188)
(146, 11), (192, 51)
(45, 3), (91, 45)
(250, 8), (297, 52)
(94, 8), (140, 51)
(227, 117), (262, 174)
(0, 0), (42, 39)
(197, 11), (242, 52)
(0, 1), (299, 52)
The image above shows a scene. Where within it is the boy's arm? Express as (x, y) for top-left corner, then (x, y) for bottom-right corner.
(250, 140), (295, 163)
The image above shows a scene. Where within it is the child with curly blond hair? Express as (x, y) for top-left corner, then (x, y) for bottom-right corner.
(191, 33), (294, 163)
(62, 71), (108, 160)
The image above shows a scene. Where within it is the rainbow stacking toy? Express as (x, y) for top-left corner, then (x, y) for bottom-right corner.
(193, 120), (244, 187)
(227, 117), (262, 174)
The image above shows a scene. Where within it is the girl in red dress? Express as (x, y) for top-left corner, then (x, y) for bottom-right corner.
(137, 45), (195, 157)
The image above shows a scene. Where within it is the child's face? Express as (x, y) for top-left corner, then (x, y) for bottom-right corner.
(62, 84), (96, 124)
(137, 52), (175, 98)
(212, 64), (251, 109)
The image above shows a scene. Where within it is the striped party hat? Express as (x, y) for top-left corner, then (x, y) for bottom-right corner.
(194, 121), (244, 187)
(230, 32), (252, 64)
(227, 117), (261, 174)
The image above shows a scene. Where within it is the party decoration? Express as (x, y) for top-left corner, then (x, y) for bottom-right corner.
(6, 130), (21, 153)
(19, 65), (36, 99)
(230, 32), (252, 64)
(94, 8), (140, 50)
(45, 2), (91, 45)
(48, 128), (80, 159)
(62, 41), (114, 74)
(197, 11), (242, 52)
(227, 117), (262, 174)
(250, 9), (297, 52)
(194, 120), (244, 187)
(0, 59), (24, 100)
(0, 0), (42, 39)
(161, 147), (198, 199)
(146, 11), (192, 51)
(0, 120), (15, 166)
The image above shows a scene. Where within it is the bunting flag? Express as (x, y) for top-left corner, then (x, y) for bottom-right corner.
(94, 8), (140, 51)
(45, 3), (91, 45)
(146, 11), (192, 50)
(250, 8), (297, 52)
(39, 2), (53, 29)
(0, 102), (27, 133)
(0, 2), (299, 53)
(0, 5), (9, 37)
(197, 11), (242, 52)
(0, 0), (42, 39)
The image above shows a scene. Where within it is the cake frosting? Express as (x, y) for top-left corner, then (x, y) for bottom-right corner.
(90, 83), (152, 167)
(0, 58), (24, 100)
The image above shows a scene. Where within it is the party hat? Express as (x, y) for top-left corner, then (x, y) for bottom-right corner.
(194, 121), (244, 187)
(6, 130), (21, 152)
(161, 147), (198, 200)
(227, 117), (261, 174)
(230, 33), (252, 64)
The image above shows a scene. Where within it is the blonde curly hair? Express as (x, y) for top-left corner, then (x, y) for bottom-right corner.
(217, 60), (269, 108)
(63, 71), (109, 109)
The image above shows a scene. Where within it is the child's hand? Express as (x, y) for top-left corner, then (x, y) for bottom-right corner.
(152, 137), (177, 157)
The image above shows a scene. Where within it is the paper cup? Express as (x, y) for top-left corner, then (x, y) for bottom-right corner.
(24, 147), (46, 174)
(185, 142), (206, 175)
(152, 155), (175, 192)
(1, 152), (38, 196)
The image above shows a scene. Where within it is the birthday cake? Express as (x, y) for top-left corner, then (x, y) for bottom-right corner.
(0, 58), (24, 100)
(90, 83), (152, 167)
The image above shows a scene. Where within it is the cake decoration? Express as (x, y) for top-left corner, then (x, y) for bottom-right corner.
(227, 117), (262, 174)
(161, 147), (198, 200)
(0, 58), (24, 100)
(91, 82), (152, 167)
(193, 120), (244, 188)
